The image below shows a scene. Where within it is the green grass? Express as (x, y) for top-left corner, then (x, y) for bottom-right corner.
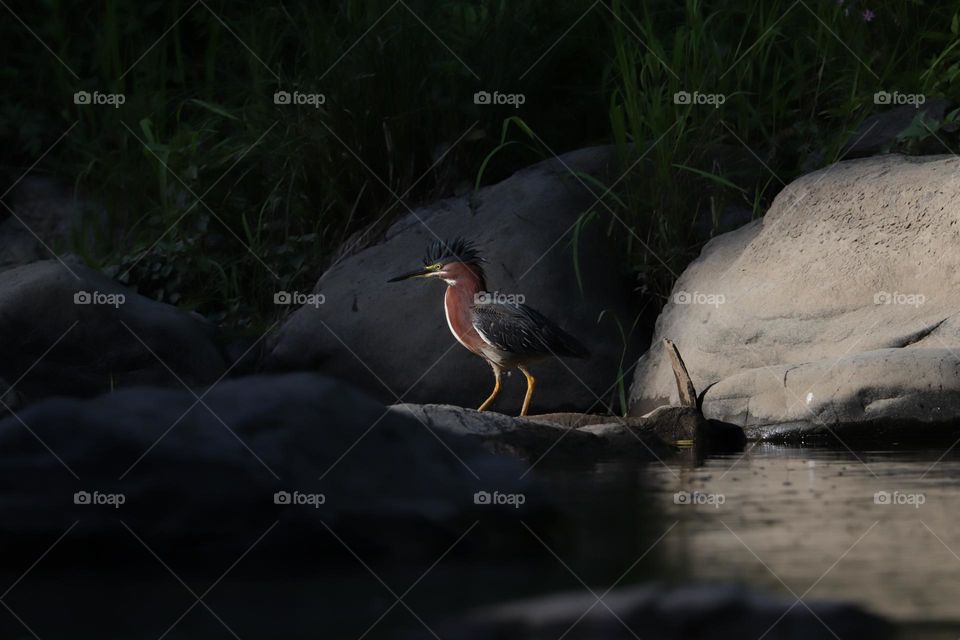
(3, 0), (960, 348)
(599, 0), (960, 301)
(3, 0), (610, 329)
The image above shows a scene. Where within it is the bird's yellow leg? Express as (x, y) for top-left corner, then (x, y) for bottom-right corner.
(477, 365), (502, 412)
(519, 365), (536, 417)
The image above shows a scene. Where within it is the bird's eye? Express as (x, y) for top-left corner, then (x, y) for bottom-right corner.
(426, 263), (443, 270)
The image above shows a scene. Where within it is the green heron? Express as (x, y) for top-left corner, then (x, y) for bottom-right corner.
(388, 238), (589, 416)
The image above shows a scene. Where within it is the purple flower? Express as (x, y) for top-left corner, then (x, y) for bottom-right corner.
(863, 8), (876, 22)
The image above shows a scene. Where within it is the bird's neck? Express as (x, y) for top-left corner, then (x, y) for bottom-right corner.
(443, 266), (486, 354)
(445, 268), (484, 304)
(443, 263), (486, 297)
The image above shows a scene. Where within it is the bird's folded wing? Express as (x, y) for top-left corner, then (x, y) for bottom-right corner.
(471, 303), (550, 356)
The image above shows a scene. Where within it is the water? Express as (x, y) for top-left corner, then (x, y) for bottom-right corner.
(645, 444), (960, 625)
(536, 442), (960, 639)
(3, 442), (959, 638)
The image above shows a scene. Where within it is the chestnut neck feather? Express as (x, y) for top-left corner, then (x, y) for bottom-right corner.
(444, 262), (485, 292)
(442, 262), (487, 354)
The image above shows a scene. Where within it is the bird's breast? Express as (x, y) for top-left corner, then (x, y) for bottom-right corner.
(444, 288), (486, 355)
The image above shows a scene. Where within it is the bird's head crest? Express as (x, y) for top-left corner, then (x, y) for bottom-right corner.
(422, 237), (484, 267)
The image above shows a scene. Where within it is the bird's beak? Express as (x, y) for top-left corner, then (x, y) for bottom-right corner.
(387, 267), (433, 283)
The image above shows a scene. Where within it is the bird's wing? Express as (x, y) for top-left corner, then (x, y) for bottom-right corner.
(471, 302), (589, 359)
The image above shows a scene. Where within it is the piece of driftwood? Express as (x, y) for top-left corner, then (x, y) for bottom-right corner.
(663, 338), (697, 408)
(522, 339), (744, 451)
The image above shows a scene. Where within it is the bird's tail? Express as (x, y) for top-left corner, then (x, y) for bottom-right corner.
(558, 331), (590, 359)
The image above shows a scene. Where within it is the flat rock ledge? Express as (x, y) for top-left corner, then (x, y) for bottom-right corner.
(436, 583), (892, 640)
(704, 348), (960, 442)
(388, 404), (744, 461)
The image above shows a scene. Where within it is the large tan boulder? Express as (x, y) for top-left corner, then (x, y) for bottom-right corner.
(629, 154), (960, 438)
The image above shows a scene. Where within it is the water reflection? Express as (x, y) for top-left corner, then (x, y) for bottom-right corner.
(2, 442), (958, 638)
(643, 443), (960, 625)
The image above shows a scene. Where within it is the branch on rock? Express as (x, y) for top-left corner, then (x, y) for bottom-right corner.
(663, 338), (697, 408)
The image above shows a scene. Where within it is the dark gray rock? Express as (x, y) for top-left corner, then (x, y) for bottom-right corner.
(0, 177), (93, 271)
(389, 403), (610, 460)
(389, 404), (742, 461)
(264, 146), (640, 413)
(442, 583), (892, 640)
(0, 378), (22, 411)
(524, 412), (616, 428)
(0, 373), (539, 564)
(693, 204), (755, 241)
(0, 259), (227, 402)
(843, 98), (953, 158)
